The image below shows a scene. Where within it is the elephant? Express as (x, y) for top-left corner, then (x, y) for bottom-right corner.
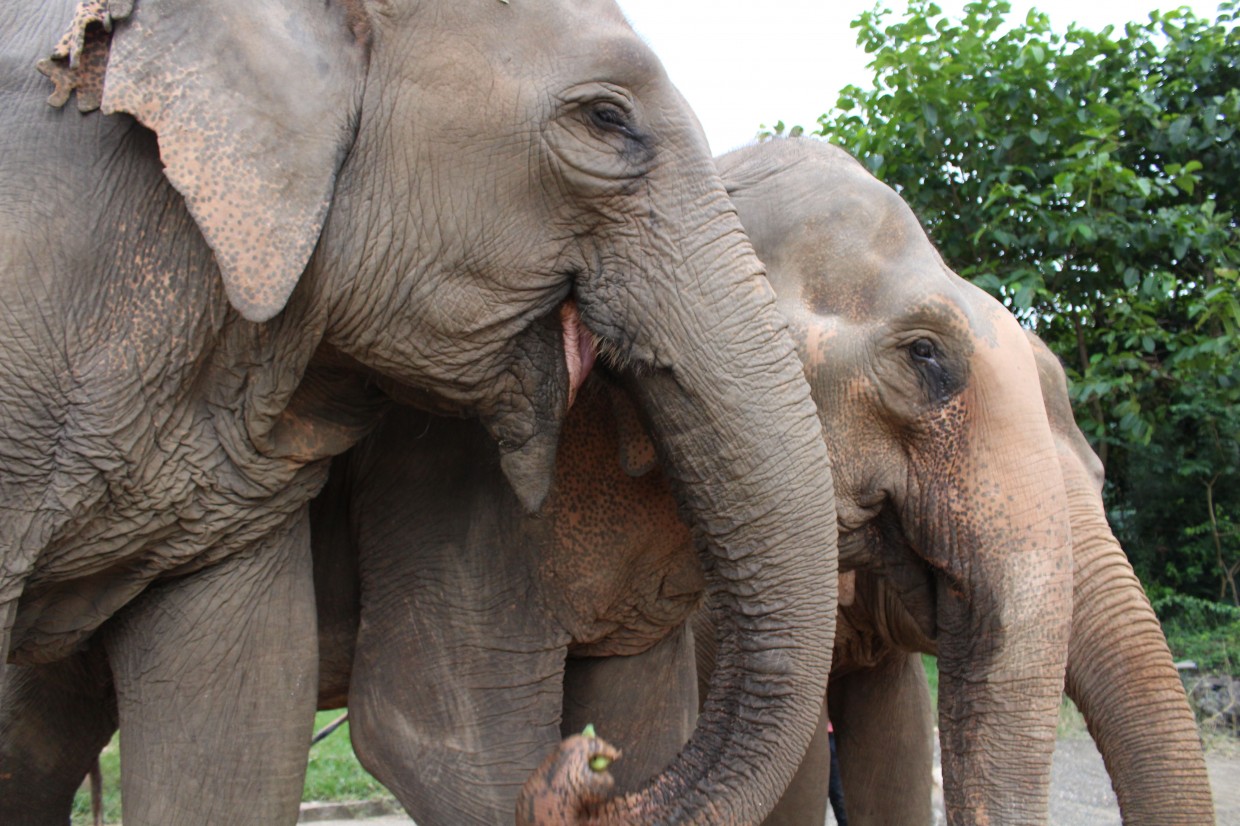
(717, 139), (1076, 825)
(702, 139), (1213, 825)
(309, 381), (715, 824)
(0, 2), (841, 824)
(765, 328), (1215, 826)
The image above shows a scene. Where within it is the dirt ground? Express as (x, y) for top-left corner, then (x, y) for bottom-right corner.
(915, 733), (1238, 826)
(306, 735), (1240, 826)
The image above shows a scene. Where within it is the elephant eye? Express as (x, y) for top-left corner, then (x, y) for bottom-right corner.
(906, 337), (963, 404)
(588, 102), (641, 141)
(909, 338), (937, 362)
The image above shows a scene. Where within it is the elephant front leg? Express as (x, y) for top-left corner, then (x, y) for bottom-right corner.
(829, 652), (934, 826)
(347, 548), (570, 824)
(0, 646), (118, 825)
(102, 511), (318, 826)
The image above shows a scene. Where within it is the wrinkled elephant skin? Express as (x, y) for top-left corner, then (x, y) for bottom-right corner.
(716, 139), (1072, 825)
(0, 3), (838, 824)
(714, 140), (1211, 825)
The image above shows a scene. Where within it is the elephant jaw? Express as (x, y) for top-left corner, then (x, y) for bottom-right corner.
(561, 300), (597, 409)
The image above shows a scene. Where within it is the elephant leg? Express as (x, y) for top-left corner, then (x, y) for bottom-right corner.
(350, 626), (567, 826)
(560, 622), (698, 793)
(759, 694), (831, 826)
(0, 645), (118, 824)
(102, 511), (318, 826)
(828, 653), (934, 826)
(347, 525), (569, 823)
(309, 454), (360, 710)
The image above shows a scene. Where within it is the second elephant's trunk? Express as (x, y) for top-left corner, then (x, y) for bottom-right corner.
(1061, 452), (1215, 824)
(1029, 330), (1215, 824)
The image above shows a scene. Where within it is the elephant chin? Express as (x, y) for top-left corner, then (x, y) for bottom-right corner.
(491, 300), (597, 512)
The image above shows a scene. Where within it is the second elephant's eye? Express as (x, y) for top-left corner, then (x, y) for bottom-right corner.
(909, 338), (937, 362)
(589, 102), (639, 140)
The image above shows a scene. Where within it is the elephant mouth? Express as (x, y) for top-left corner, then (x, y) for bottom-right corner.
(560, 299), (597, 408)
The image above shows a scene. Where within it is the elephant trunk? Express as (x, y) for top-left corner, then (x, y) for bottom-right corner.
(575, 179), (839, 825)
(929, 330), (1073, 826)
(1060, 454), (1215, 824)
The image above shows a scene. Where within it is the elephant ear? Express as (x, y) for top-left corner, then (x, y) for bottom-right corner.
(605, 382), (659, 477)
(40, 0), (369, 322)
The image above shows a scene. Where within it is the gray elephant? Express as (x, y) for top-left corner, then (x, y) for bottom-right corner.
(706, 139), (1212, 825)
(0, 2), (840, 824)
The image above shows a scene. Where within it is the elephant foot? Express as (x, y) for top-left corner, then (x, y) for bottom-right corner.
(516, 729), (620, 826)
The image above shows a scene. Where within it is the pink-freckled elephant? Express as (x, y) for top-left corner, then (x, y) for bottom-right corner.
(702, 139), (1212, 826)
(755, 329), (1213, 826)
(0, 1), (839, 823)
(717, 138), (1074, 825)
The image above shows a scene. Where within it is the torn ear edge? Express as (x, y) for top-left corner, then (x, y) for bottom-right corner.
(36, 0), (132, 112)
(35, 0), (370, 112)
(37, 0), (370, 323)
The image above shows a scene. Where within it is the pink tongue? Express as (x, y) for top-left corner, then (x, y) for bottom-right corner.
(560, 300), (597, 408)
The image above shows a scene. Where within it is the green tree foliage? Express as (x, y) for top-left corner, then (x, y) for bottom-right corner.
(796, 0), (1240, 606)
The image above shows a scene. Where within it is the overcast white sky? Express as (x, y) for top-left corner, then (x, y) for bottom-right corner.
(615, 0), (1223, 154)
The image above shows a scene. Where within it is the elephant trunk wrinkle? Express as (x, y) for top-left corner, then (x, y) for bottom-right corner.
(1062, 468), (1214, 823)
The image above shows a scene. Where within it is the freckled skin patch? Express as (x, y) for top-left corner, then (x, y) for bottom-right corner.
(542, 379), (701, 657)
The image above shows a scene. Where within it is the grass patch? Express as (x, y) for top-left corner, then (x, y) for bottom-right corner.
(302, 711), (393, 803)
(72, 710), (391, 824)
(71, 736), (121, 826)
(922, 653), (939, 705)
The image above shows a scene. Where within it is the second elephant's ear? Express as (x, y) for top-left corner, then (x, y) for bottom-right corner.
(606, 382), (659, 478)
(44, 0), (369, 322)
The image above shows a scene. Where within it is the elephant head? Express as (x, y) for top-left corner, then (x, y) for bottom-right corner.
(718, 139), (1073, 825)
(14, 1), (838, 822)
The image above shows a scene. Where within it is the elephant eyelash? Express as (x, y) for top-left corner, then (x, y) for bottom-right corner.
(588, 103), (645, 144)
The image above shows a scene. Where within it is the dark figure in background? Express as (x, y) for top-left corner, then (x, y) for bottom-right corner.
(828, 720), (849, 826)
